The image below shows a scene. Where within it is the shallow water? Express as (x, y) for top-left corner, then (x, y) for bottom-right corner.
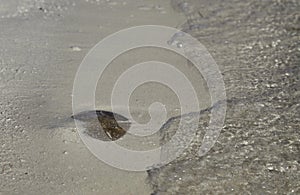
(147, 0), (300, 194)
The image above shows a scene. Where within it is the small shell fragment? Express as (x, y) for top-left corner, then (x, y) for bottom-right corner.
(72, 110), (130, 141)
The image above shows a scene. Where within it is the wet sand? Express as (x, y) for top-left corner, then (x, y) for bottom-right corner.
(0, 0), (190, 194)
